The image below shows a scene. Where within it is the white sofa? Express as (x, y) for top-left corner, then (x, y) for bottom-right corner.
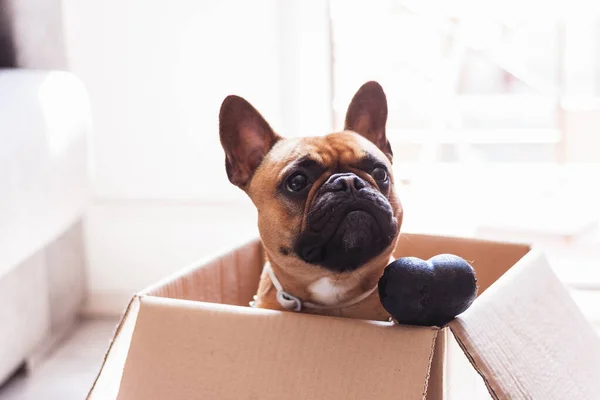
(0, 69), (90, 385)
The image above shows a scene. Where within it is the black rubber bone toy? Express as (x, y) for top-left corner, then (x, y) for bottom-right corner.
(378, 254), (478, 327)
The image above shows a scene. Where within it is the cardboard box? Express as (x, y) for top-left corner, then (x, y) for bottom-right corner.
(87, 233), (600, 400)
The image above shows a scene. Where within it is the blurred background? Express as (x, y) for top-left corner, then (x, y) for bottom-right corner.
(1, 0), (600, 398)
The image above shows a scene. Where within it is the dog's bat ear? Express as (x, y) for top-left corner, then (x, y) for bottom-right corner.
(219, 95), (280, 189)
(344, 81), (393, 161)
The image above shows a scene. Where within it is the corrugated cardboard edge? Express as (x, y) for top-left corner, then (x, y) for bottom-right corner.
(86, 295), (141, 400)
(447, 325), (499, 400)
(422, 328), (440, 400)
(448, 248), (600, 400)
(425, 328), (446, 400)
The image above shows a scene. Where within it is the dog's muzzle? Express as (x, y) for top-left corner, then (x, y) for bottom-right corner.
(294, 172), (398, 272)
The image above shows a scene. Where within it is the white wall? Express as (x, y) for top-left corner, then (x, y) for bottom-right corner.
(63, 0), (280, 201)
(61, 0), (333, 314)
(82, 200), (259, 314)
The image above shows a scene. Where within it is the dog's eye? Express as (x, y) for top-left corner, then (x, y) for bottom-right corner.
(372, 167), (388, 183)
(286, 173), (308, 192)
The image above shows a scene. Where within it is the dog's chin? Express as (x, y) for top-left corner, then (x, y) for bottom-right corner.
(296, 209), (397, 273)
(338, 210), (378, 248)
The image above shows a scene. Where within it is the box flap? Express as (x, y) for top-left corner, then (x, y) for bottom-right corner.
(449, 250), (600, 399)
(87, 296), (141, 400)
(117, 296), (439, 400)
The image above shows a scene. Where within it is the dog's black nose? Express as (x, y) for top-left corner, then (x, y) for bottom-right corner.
(323, 173), (366, 193)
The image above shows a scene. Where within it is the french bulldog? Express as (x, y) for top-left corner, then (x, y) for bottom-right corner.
(219, 81), (402, 321)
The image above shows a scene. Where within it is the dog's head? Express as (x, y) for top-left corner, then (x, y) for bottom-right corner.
(219, 81), (402, 278)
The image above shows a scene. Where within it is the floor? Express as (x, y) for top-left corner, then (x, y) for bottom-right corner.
(0, 318), (118, 400)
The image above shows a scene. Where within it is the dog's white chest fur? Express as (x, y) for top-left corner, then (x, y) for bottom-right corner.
(308, 277), (349, 306)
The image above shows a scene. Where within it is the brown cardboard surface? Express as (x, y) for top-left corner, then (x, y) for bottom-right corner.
(449, 250), (600, 399)
(88, 232), (600, 400)
(117, 296), (438, 400)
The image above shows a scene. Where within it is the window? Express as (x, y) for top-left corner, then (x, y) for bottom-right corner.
(330, 1), (600, 175)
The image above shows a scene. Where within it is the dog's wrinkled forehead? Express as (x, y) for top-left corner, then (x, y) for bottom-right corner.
(267, 131), (391, 175)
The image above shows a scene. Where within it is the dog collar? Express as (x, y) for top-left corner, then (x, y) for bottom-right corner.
(251, 264), (378, 312)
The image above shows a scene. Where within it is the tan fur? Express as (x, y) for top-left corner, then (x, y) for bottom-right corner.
(248, 132), (402, 321)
